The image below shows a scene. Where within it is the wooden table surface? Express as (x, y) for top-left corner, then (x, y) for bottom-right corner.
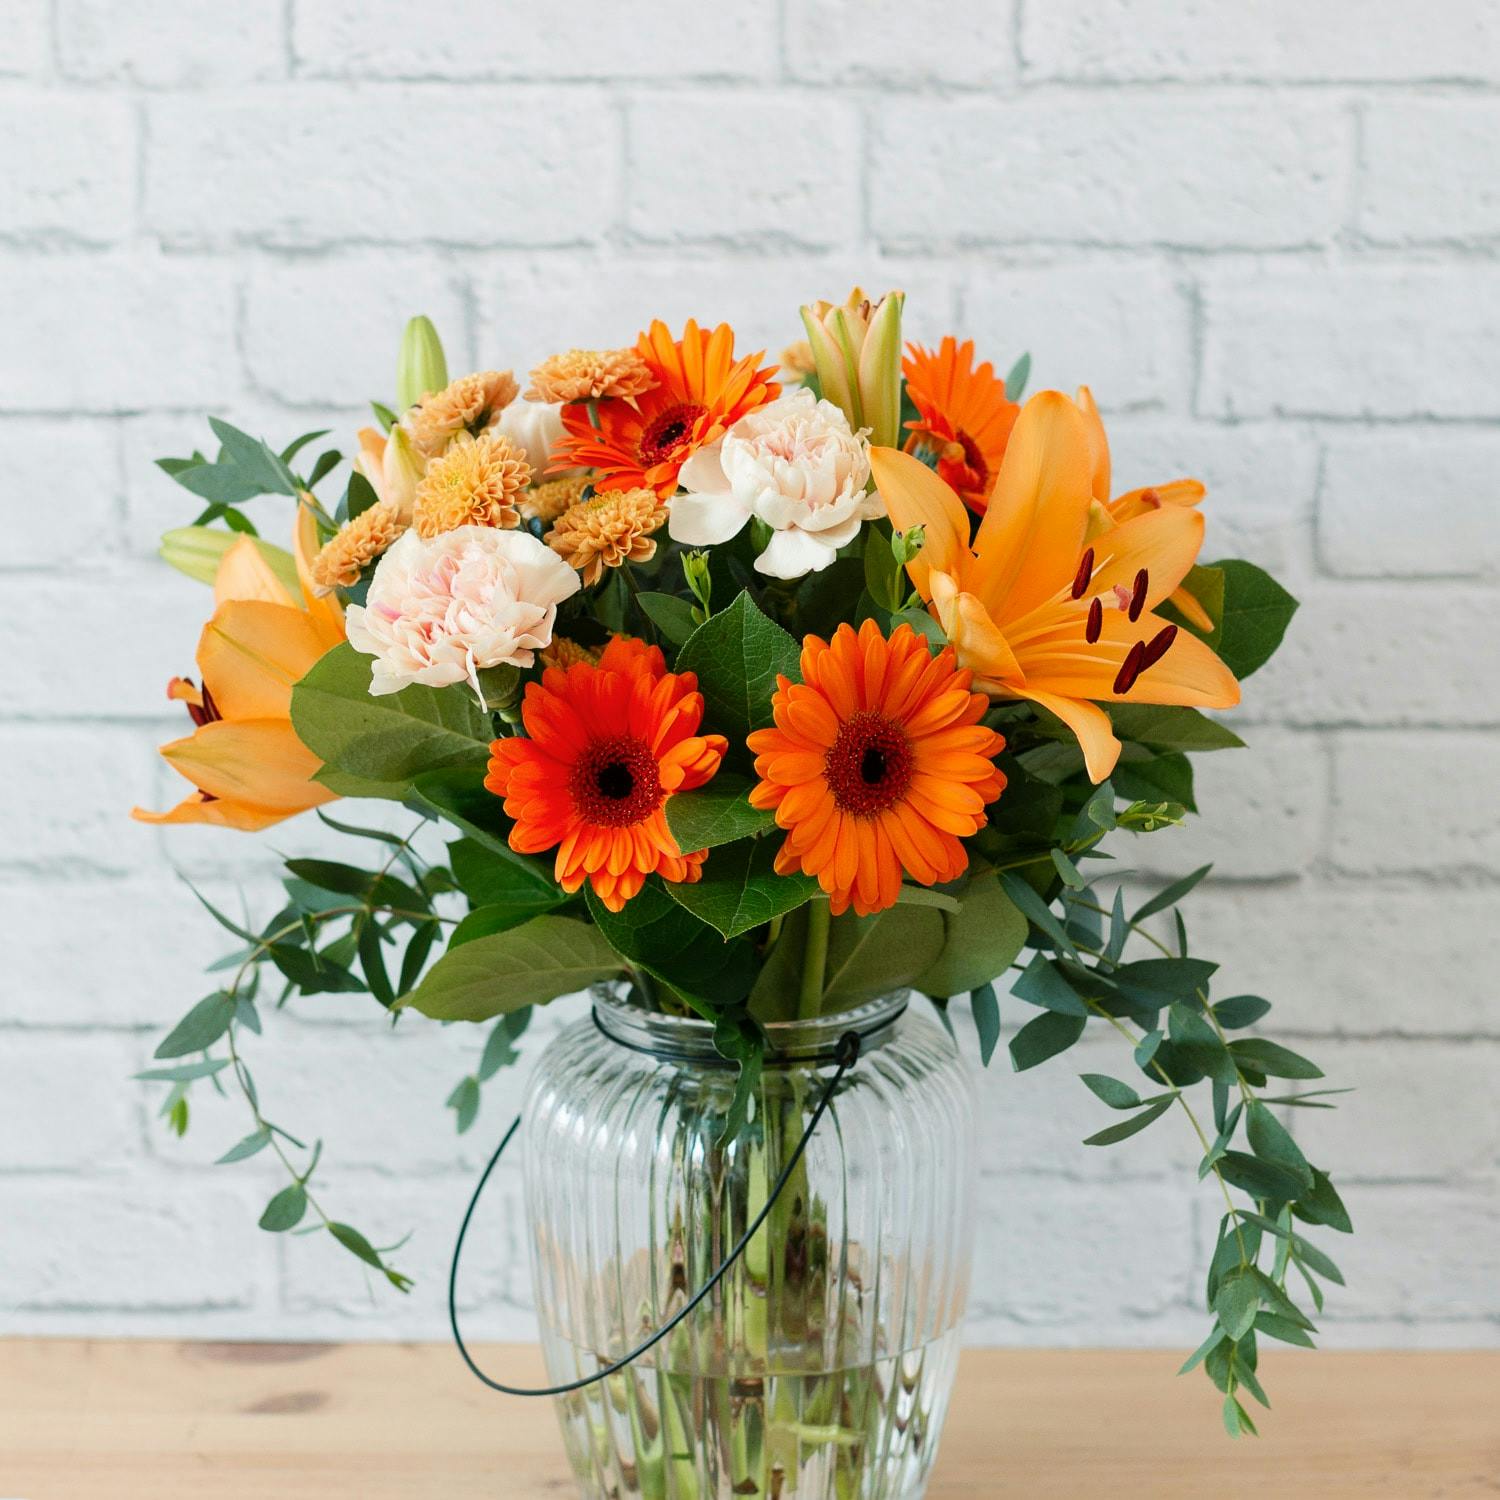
(1, 1340), (1496, 1497)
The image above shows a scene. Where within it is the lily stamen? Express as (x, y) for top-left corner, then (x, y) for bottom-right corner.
(1128, 568), (1148, 622)
(1142, 624), (1177, 669)
(1113, 639), (1147, 695)
(1085, 597), (1103, 644)
(1070, 547), (1095, 601)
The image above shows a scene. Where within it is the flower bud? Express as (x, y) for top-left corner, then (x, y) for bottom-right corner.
(159, 526), (299, 594)
(395, 315), (449, 413)
(798, 288), (905, 447)
(891, 524), (926, 568)
(681, 549), (713, 620)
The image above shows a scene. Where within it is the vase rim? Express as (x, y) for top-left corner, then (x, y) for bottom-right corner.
(589, 984), (911, 1066)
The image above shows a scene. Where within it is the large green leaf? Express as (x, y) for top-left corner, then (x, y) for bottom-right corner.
(586, 878), (755, 1006)
(400, 915), (622, 1023)
(448, 837), (559, 909)
(292, 643), (492, 787)
(820, 904), (946, 1010)
(915, 874), (1028, 997)
(665, 774), (776, 852)
(675, 591), (802, 748)
(1165, 560), (1299, 680)
(664, 838), (818, 940)
(1107, 703), (1245, 753)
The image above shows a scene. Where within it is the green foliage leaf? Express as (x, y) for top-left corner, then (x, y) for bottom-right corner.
(1112, 751), (1197, 812)
(1217, 1150), (1309, 1203)
(1111, 957), (1218, 1010)
(447, 837), (559, 911)
(1254, 1311), (1316, 1348)
(259, 1184), (308, 1232)
(328, 1221), (412, 1291)
(1214, 995), (1272, 1029)
(1246, 1102), (1313, 1191)
(664, 838), (818, 940)
(675, 591), (801, 749)
(1004, 351), (1031, 401)
(1080, 1073), (1144, 1110)
(913, 874), (1028, 997)
(401, 916), (622, 1023)
(135, 1058), (229, 1083)
(1228, 1038), (1324, 1080)
(971, 981), (1001, 1066)
(1131, 865), (1213, 924)
(292, 643), (492, 788)
(1292, 1168), (1354, 1234)
(161, 418), (300, 505)
(1108, 703), (1245, 753)
(999, 871), (1076, 957)
(446, 1076), (480, 1134)
(1083, 1093), (1175, 1145)
(665, 774), (776, 852)
(820, 904), (947, 1010)
(217, 1127), (272, 1164)
(1214, 1272), (1261, 1341)
(1012, 954), (1090, 1016)
(478, 1010), (531, 1082)
(587, 878), (754, 1006)
(154, 993), (235, 1059)
(1168, 559), (1299, 681)
(1009, 1009), (1087, 1072)
(635, 590), (699, 645)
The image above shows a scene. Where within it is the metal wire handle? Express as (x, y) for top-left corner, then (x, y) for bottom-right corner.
(448, 1026), (864, 1398)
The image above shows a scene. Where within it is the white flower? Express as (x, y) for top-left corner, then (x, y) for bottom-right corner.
(494, 397), (579, 479)
(667, 388), (884, 580)
(345, 526), (580, 698)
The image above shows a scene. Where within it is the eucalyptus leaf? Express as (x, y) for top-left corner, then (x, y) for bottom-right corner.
(1082, 1093), (1175, 1146)
(1009, 1010), (1087, 1072)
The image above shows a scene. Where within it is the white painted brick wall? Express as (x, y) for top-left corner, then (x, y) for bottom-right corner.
(1, 0), (1495, 1356)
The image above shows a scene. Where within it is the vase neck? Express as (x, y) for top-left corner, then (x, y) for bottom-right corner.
(590, 987), (909, 1066)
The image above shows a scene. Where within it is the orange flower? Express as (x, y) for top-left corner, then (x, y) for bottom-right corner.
(902, 337), (1020, 515)
(133, 505), (346, 831)
(485, 637), (728, 912)
(747, 620), (1007, 918)
(1076, 385), (1214, 630)
(871, 392), (1240, 784)
(551, 319), (780, 497)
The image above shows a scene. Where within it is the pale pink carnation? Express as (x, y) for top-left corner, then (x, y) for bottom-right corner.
(345, 526), (580, 697)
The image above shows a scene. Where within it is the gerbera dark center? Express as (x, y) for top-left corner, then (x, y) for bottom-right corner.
(570, 734), (662, 827)
(825, 712), (914, 818)
(637, 402), (707, 466)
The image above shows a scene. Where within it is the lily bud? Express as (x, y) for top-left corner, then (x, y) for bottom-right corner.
(798, 288), (905, 448)
(395, 315), (449, 413)
(681, 549), (713, 621)
(159, 526), (300, 595)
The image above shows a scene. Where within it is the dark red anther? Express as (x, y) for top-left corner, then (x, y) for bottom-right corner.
(1113, 639), (1146, 695)
(1086, 596), (1103, 644)
(1070, 547), (1095, 600)
(1128, 568), (1148, 622)
(1141, 624), (1177, 669)
(1139, 487), (1160, 509)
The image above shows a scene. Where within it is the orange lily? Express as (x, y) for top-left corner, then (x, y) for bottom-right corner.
(133, 505), (346, 831)
(870, 391), (1239, 783)
(1076, 385), (1214, 630)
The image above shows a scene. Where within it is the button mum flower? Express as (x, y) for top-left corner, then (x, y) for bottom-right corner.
(345, 525), (580, 697)
(871, 390), (1240, 784)
(485, 638), (728, 912)
(132, 505), (346, 831)
(668, 387), (884, 579)
(747, 620), (1007, 918)
(551, 319), (780, 497)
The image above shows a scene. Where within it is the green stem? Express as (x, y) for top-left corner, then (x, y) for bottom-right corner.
(798, 899), (830, 1020)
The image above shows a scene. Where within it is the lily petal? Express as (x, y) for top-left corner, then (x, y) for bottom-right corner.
(198, 599), (340, 720)
(131, 790), (299, 832)
(294, 499), (347, 646)
(215, 535), (297, 609)
(869, 445), (971, 597)
(1008, 684), (1122, 783)
(1089, 505), (1206, 609)
(159, 718), (334, 811)
(929, 571), (1023, 685)
(971, 391), (1093, 620)
(1075, 385), (1112, 503)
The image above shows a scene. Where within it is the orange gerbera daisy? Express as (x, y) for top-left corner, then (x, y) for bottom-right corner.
(902, 337), (1020, 515)
(551, 319), (780, 497)
(747, 620), (1007, 918)
(485, 637), (728, 912)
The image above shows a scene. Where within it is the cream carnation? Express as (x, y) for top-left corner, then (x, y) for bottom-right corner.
(345, 526), (580, 698)
(667, 388), (883, 579)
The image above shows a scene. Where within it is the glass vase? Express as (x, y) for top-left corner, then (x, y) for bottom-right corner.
(520, 987), (977, 1500)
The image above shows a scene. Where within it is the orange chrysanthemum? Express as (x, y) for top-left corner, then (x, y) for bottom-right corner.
(902, 337), (1020, 515)
(551, 319), (781, 497)
(485, 637), (728, 912)
(748, 620), (1007, 918)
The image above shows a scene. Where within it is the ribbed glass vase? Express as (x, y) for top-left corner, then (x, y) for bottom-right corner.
(521, 987), (977, 1500)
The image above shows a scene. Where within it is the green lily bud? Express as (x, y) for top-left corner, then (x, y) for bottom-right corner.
(799, 288), (905, 447)
(681, 549), (713, 621)
(891, 524), (926, 567)
(159, 526), (300, 595)
(395, 315), (449, 413)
